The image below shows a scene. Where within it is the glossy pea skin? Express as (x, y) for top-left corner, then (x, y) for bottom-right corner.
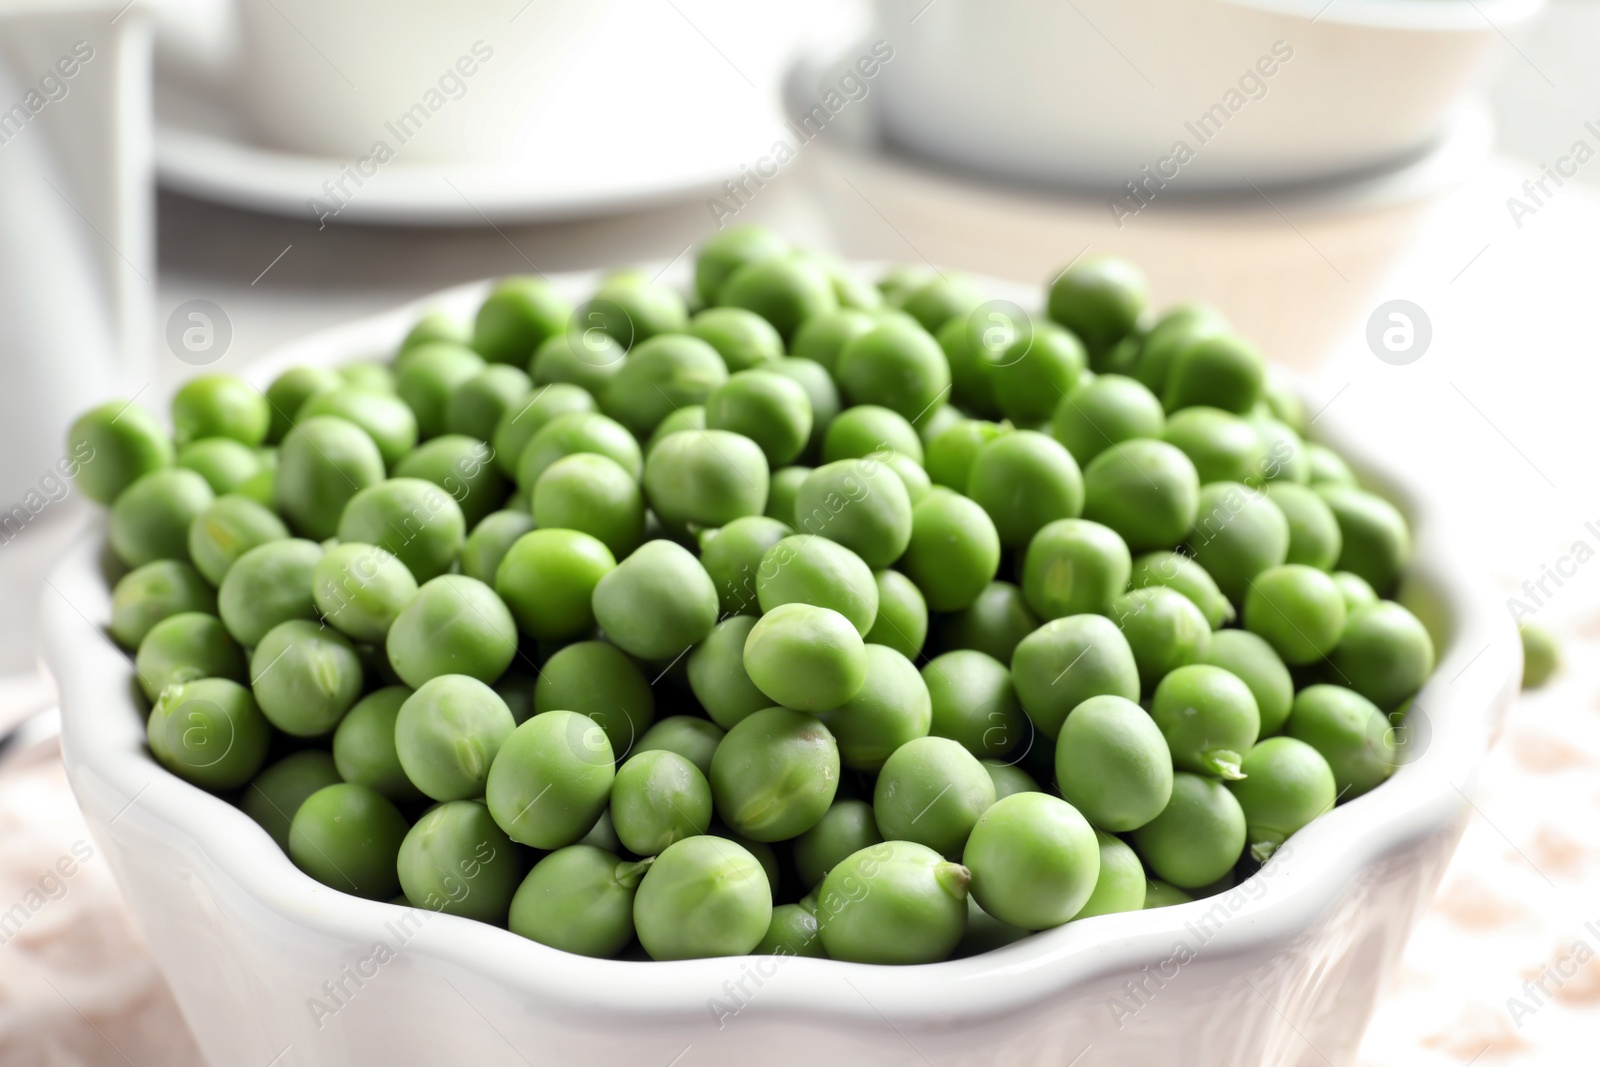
(397, 800), (521, 923)
(217, 537), (321, 647)
(333, 687), (422, 802)
(1226, 737), (1337, 862)
(767, 466), (808, 525)
(711, 706), (840, 842)
(592, 539), (719, 661)
(922, 650), (1023, 761)
(704, 369), (812, 466)
(176, 437), (266, 495)
(290, 784), (410, 899)
(1133, 304), (1227, 396)
(1203, 629), (1295, 736)
(937, 580), (1039, 664)
(1055, 694), (1173, 832)
(1150, 664), (1260, 780)
(1186, 482), (1290, 606)
(473, 276), (571, 364)
(533, 453), (644, 558)
(1047, 256), (1148, 362)
(1306, 443), (1356, 487)
(1331, 570), (1378, 615)
(634, 835), (772, 960)
(393, 435), (508, 528)
(530, 329), (627, 400)
(794, 799), (883, 888)
(1082, 439), (1200, 553)
(1074, 831), (1148, 919)
(510, 845), (651, 958)
(900, 490), (1001, 612)
(495, 528), (615, 643)
(312, 542), (418, 644)
(756, 903), (826, 957)
(392, 674), (515, 801)
(815, 840), (969, 965)
(987, 322), (1087, 424)
(187, 494), (289, 585)
(492, 382), (597, 478)
(1010, 614), (1141, 740)
(935, 315), (1001, 417)
(925, 419), (1009, 490)
(697, 226), (791, 304)
(66, 400), (174, 505)
(1021, 518), (1131, 621)
(822, 404), (923, 465)
(642, 428), (769, 530)
(835, 318), (952, 423)
(134, 611), (247, 701)
(1263, 482), (1342, 571)
(900, 274), (983, 334)
(966, 431), (1083, 550)
(1315, 485), (1412, 594)
(242, 750), (342, 851)
(338, 478), (466, 583)
(1249, 414), (1310, 486)
(460, 510), (537, 587)
(297, 388), (419, 469)
(109, 468), (215, 567)
(817, 644), (931, 772)
(688, 306), (784, 372)
(720, 254), (839, 344)
(583, 274), (690, 348)
(744, 600), (869, 712)
(275, 416), (386, 540)
(965, 792), (1099, 930)
(866, 568), (928, 661)
(487, 710), (615, 848)
(611, 750), (713, 856)
(1244, 564), (1347, 665)
(249, 619), (363, 737)
(1163, 334), (1265, 415)
(1326, 601), (1435, 711)
(1144, 879), (1195, 909)
(1050, 374), (1165, 466)
(386, 575), (518, 687)
(1285, 685), (1396, 798)
(395, 343), (486, 439)
(603, 334), (728, 437)
(794, 458), (912, 568)
(983, 760), (1040, 800)
(884, 450), (931, 501)
(635, 716), (725, 780)
(535, 641), (655, 756)
(146, 676), (270, 789)
(756, 534), (879, 636)
(171, 374), (270, 447)
(1130, 772), (1247, 889)
(792, 308), (876, 376)
(1162, 406), (1265, 485)
(1521, 622), (1561, 689)
(516, 411), (643, 491)
(699, 515), (792, 616)
(772, 356), (841, 455)
(688, 616), (769, 730)
(874, 736), (995, 857)
(1128, 550), (1232, 629)
(1110, 587), (1213, 692)
(264, 367), (343, 445)
(648, 407), (707, 454)
(444, 364), (531, 441)
(110, 560), (215, 649)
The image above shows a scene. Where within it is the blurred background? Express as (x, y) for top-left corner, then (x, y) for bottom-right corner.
(3, 0), (1599, 1062)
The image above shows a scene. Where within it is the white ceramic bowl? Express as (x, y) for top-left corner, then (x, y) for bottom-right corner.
(873, 0), (1545, 189)
(42, 267), (1520, 1067)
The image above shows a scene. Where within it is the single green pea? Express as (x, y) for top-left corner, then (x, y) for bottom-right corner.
(817, 644), (931, 771)
(494, 528), (615, 643)
(635, 716), (725, 779)
(696, 225), (791, 304)
(703, 370), (812, 467)
(710, 705), (840, 842)
(835, 318), (952, 423)
(530, 330), (627, 399)
(1111, 587), (1213, 692)
(393, 435), (507, 528)
(1203, 629), (1295, 736)
(982, 760), (1040, 800)
(296, 387), (418, 469)
(234, 457), (276, 509)
(966, 431), (1083, 550)
(109, 468), (215, 567)
(771, 356), (841, 457)
(1521, 622), (1561, 689)
(766, 466), (808, 526)
(249, 619), (363, 737)
(700, 516), (793, 616)
(1021, 518), (1131, 620)
(1163, 334), (1265, 415)
(386, 575), (518, 687)
(756, 534), (879, 636)
(1248, 414), (1310, 485)
(642, 428), (769, 530)
(1326, 601), (1435, 710)
(444, 357), (532, 440)
(794, 458), (912, 568)
(965, 792), (1099, 930)
(744, 599), (869, 713)
(1128, 551), (1232, 628)
(865, 567), (928, 661)
(611, 750), (713, 856)
(1130, 772), (1247, 889)
(275, 416), (386, 540)
(1187, 482), (1290, 605)
(110, 560), (215, 649)
(1074, 830), (1148, 918)
(1150, 664), (1260, 780)
(1050, 374), (1165, 466)
(516, 410), (643, 491)
(217, 538), (322, 647)
(312, 542), (418, 643)
(171, 374), (270, 447)
(933, 315), (1000, 417)
(337, 478), (466, 583)
(176, 437), (266, 495)
(936, 580), (1039, 664)
(987, 322), (1087, 424)
(242, 750), (342, 851)
(592, 539), (719, 661)
(1162, 406), (1266, 485)
(510, 845), (651, 958)
(900, 490), (1001, 612)
(400, 310), (471, 355)
(289, 783), (410, 899)
(791, 308), (876, 374)
(883, 450), (931, 502)
(602, 334), (728, 438)
(333, 687), (422, 802)
(146, 676), (270, 789)
(397, 799), (520, 922)
(533, 453), (644, 558)
(1285, 684), (1396, 798)
(134, 611), (247, 702)
(793, 799), (882, 889)
(688, 617), (769, 730)
(1047, 256), (1148, 362)
(492, 383), (598, 478)
(688, 306), (785, 372)
(460, 511), (537, 588)
(921, 650), (1023, 761)
(486, 709), (615, 847)
(822, 404), (923, 465)
(1263, 482), (1342, 571)
(1144, 880), (1195, 909)
(1244, 563), (1347, 665)
(1226, 737), (1337, 862)
(394, 674), (516, 801)
(873, 735), (995, 857)
(1082, 439), (1199, 552)
(395, 343), (486, 438)
(187, 494), (289, 586)
(1331, 570), (1379, 616)
(900, 274), (984, 334)
(720, 254), (839, 343)
(66, 400), (174, 505)
(634, 835), (772, 960)
(1305, 443), (1356, 487)
(815, 840), (969, 965)
(535, 641), (655, 755)
(1055, 694), (1173, 832)
(473, 276), (572, 364)
(646, 407), (707, 454)
(1010, 614), (1140, 740)
(1315, 485), (1412, 593)
(756, 903), (826, 956)
(580, 275), (689, 347)
(263, 367), (343, 445)
(917, 402), (965, 446)
(925, 419), (1009, 490)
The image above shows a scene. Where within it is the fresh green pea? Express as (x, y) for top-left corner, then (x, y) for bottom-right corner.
(397, 799), (520, 921)
(592, 539), (719, 661)
(495, 528), (615, 642)
(1050, 374), (1164, 466)
(700, 516), (792, 616)
(395, 343), (486, 438)
(900, 274), (984, 334)
(647, 407), (707, 454)
(642, 429), (769, 530)
(510, 845), (651, 958)
(486, 709), (615, 847)
(1082, 439), (1199, 552)
(688, 616), (769, 730)
(793, 799), (882, 888)
(756, 534), (879, 636)
(1263, 482), (1342, 571)
(634, 835), (772, 960)
(276, 416), (386, 539)
(172, 374), (270, 447)
(1203, 629), (1294, 736)
(217, 538), (321, 646)
(1130, 772), (1247, 888)
(1021, 518), (1131, 620)
(187, 494), (289, 586)
(936, 580), (1039, 663)
(982, 760), (1040, 800)
(312, 542), (418, 643)
(1261, 379), (1307, 433)
(987, 323), (1087, 424)
(1316, 485), (1411, 593)
(766, 466), (808, 525)
(66, 400), (173, 505)
(817, 644), (931, 771)
(1150, 664), (1260, 780)
(146, 676), (270, 789)
(921, 650), (1022, 761)
(1047, 256), (1148, 362)
(611, 750), (713, 856)
(688, 306), (784, 372)
(394, 674), (516, 800)
(966, 431), (1083, 549)
(835, 318), (951, 423)
(874, 735), (995, 857)
(516, 409), (643, 493)
(531, 330), (627, 399)
(580, 274), (688, 347)
(134, 611), (246, 701)
(1162, 406), (1266, 485)
(1327, 601), (1435, 710)
(386, 575), (518, 687)
(883, 450), (931, 502)
(925, 419), (1008, 490)
(794, 458), (912, 568)
(1010, 614), (1140, 740)
(446, 363), (530, 443)
(333, 687), (422, 802)
(109, 468), (214, 567)
(770, 356), (840, 458)
(822, 404), (923, 465)
(297, 387), (418, 469)
(1073, 831), (1148, 918)
(337, 477), (466, 583)
(393, 435), (507, 527)
(879, 265), (937, 305)
(290, 783), (410, 899)
(792, 308), (876, 374)
(1111, 587), (1213, 691)
(917, 402), (965, 446)
(696, 226), (790, 303)
(1248, 414), (1309, 485)
(249, 619), (362, 737)
(263, 367), (343, 445)
(1055, 694), (1173, 832)
(243, 750), (343, 850)
(815, 840), (968, 964)
(1163, 334), (1264, 415)
(720, 254), (839, 343)
(866, 567), (928, 660)
(235, 455), (276, 509)
(1305, 443), (1356, 487)
(635, 716), (724, 779)
(534, 641), (654, 755)
(757, 903), (826, 956)
(704, 370), (812, 467)
(110, 560), (215, 649)
(934, 316), (1000, 417)
(1521, 622), (1561, 689)
(965, 792), (1099, 929)
(1226, 737), (1336, 862)
(1244, 564), (1347, 665)
(1128, 551), (1232, 628)
(744, 603), (868, 713)
(603, 334), (728, 437)
(533, 453), (644, 558)
(492, 383), (597, 478)
(176, 437), (265, 495)
(900, 490), (1001, 612)
(1144, 879), (1195, 909)
(1187, 482), (1290, 605)
(1285, 684), (1395, 798)
(473, 276), (571, 364)
(460, 512), (537, 589)
(1331, 570), (1378, 616)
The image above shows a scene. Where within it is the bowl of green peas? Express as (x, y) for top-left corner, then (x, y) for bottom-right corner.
(41, 231), (1519, 1067)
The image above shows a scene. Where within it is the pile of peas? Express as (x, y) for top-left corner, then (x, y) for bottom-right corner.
(67, 227), (1434, 965)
